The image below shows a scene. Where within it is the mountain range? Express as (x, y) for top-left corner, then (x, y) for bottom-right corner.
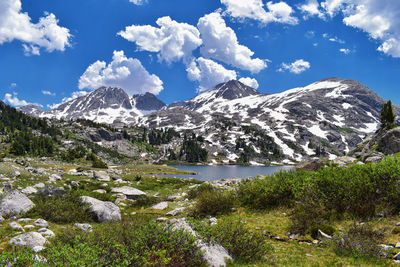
(19, 78), (399, 164)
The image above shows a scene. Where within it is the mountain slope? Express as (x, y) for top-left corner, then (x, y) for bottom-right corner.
(39, 87), (166, 125)
(140, 78), (399, 163)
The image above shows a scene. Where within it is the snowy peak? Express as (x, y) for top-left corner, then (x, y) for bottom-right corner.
(212, 80), (260, 100)
(37, 86), (166, 125)
(17, 104), (44, 117)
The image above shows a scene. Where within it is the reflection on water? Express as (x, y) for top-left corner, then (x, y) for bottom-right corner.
(159, 165), (295, 182)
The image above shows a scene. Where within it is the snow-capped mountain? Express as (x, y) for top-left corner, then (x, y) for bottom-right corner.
(139, 78), (399, 163)
(38, 87), (166, 124)
(19, 78), (399, 163)
(17, 104), (44, 117)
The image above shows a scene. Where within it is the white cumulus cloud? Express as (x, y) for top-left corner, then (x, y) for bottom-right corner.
(302, 0), (400, 58)
(239, 77), (259, 89)
(278, 59), (310, 74)
(118, 16), (202, 64)
(198, 12), (267, 73)
(339, 48), (351, 54)
(79, 50), (163, 96)
(298, 0), (325, 19)
(0, 0), (71, 56)
(221, 0), (298, 25)
(3, 92), (29, 107)
(186, 57), (237, 92)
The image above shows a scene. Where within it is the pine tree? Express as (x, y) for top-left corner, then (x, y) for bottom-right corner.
(380, 100), (396, 129)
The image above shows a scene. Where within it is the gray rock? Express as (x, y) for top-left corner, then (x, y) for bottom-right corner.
(150, 202), (169, 210)
(9, 221), (23, 231)
(37, 228), (55, 238)
(332, 156), (357, 167)
(209, 217), (218, 225)
(94, 171), (111, 182)
(0, 190), (35, 217)
(81, 196), (121, 223)
(21, 186), (38, 195)
(93, 189), (107, 194)
(170, 218), (232, 267)
(166, 207), (184, 217)
(0, 216), (4, 222)
(111, 186), (146, 199)
(317, 229), (332, 240)
(155, 217), (168, 222)
(9, 232), (46, 249)
(48, 174), (62, 183)
(33, 183), (45, 189)
(378, 127), (400, 155)
(32, 246), (45, 253)
(38, 186), (66, 196)
(365, 154), (384, 163)
(24, 225), (35, 230)
(74, 223), (93, 232)
(13, 171), (21, 177)
(296, 159), (324, 171)
(34, 219), (49, 228)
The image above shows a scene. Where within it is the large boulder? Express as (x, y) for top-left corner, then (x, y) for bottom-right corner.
(9, 232), (46, 249)
(332, 156), (357, 167)
(81, 196), (121, 222)
(296, 159), (325, 171)
(111, 186), (146, 200)
(170, 218), (232, 267)
(94, 171), (111, 182)
(378, 127), (400, 155)
(0, 190), (35, 217)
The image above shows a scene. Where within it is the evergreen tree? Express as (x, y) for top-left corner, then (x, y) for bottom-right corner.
(380, 100), (396, 129)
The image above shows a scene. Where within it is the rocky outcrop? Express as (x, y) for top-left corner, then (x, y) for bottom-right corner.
(0, 190), (35, 217)
(9, 232), (46, 250)
(81, 196), (121, 222)
(111, 186), (146, 200)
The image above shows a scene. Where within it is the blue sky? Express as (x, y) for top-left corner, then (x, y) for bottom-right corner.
(0, 0), (399, 109)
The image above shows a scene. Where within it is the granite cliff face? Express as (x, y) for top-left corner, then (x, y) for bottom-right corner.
(19, 78), (399, 163)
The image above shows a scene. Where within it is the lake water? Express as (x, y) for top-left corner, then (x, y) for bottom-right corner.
(161, 165), (295, 182)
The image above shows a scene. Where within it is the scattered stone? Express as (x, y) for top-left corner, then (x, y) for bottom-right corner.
(71, 181), (80, 187)
(155, 217), (168, 222)
(74, 223), (93, 232)
(17, 218), (33, 222)
(13, 171), (21, 177)
(209, 217), (218, 225)
(93, 189), (106, 194)
(34, 219), (49, 228)
(0, 216), (4, 222)
(379, 244), (394, 250)
(0, 190), (35, 217)
(48, 174), (62, 183)
(396, 222), (400, 227)
(111, 186), (146, 200)
(306, 254), (313, 257)
(38, 186), (66, 196)
(37, 228), (55, 238)
(94, 171), (111, 182)
(9, 221), (23, 231)
(170, 218), (232, 267)
(33, 183), (45, 189)
(9, 232), (46, 249)
(394, 252), (400, 260)
(130, 212), (137, 215)
(317, 230), (332, 240)
(24, 225), (35, 230)
(32, 246), (45, 253)
(150, 202), (169, 210)
(332, 156), (357, 167)
(81, 196), (121, 223)
(396, 243), (400, 249)
(21, 186), (38, 195)
(166, 207), (184, 217)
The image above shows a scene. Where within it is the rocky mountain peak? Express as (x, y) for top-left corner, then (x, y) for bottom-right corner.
(212, 80), (260, 100)
(17, 104), (44, 117)
(132, 92), (166, 111)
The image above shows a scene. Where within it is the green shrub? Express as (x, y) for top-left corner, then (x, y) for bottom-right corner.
(87, 153), (108, 169)
(238, 170), (308, 209)
(190, 189), (236, 218)
(192, 218), (270, 263)
(46, 218), (206, 266)
(131, 195), (162, 208)
(187, 183), (214, 199)
(25, 191), (95, 224)
(333, 224), (384, 258)
(0, 248), (45, 266)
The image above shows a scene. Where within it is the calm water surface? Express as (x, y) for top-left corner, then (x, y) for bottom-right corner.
(161, 165), (295, 182)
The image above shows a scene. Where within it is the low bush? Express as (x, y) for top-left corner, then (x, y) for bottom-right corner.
(190, 189), (236, 218)
(131, 195), (162, 208)
(333, 223), (385, 258)
(0, 248), (46, 266)
(45, 217), (205, 266)
(25, 191), (95, 224)
(187, 183), (214, 199)
(191, 218), (270, 263)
